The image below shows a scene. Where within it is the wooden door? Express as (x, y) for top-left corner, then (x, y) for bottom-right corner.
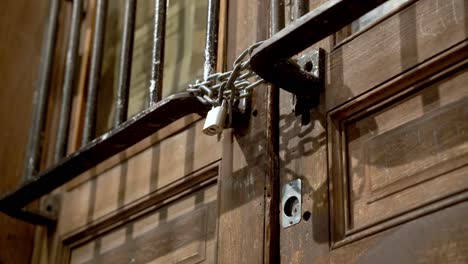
(279, 0), (468, 263)
(31, 0), (468, 263)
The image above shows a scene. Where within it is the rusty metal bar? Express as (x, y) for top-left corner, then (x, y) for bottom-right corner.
(265, 0), (284, 262)
(23, 0), (61, 180)
(0, 94), (209, 213)
(203, 0), (220, 80)
(115, 0), (137, 126)
(149, 0), (167, 106)
(82, 0), (108, 145)
(250, 0), (388, 96)
(54, 0), (83, 163)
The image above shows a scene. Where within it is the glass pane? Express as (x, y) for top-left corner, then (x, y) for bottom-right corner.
(96, 0), (208, 135)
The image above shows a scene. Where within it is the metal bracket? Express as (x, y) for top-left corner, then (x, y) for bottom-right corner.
(251, 0), (388, 107)
(294, 49), (325, 124)
(3, 194), (60, 227)
(281, 179), (302, 228)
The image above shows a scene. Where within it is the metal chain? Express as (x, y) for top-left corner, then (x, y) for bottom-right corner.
(187, 41), (266, 109)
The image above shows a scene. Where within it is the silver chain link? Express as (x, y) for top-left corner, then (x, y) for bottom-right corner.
(187, 41), (266, 109)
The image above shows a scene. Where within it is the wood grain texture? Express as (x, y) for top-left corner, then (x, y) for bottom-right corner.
(344, 60), (468, 233)
(216, 0), (270, 263)
(67, 0), (96, 153)
(326, 3), (468, 257)
(328, 51), (468, 245)
(216, 0), (228, 73)
(277, 1), (331, 263)
(0, 0), (49, 263)
(326, 0), (468, 111)
(330, 201), (468, 264)
(68, 183), (218, 264)
(58, 119), (221, 235)
(66, 114), (201, 190)
(279, 0), (468, 263)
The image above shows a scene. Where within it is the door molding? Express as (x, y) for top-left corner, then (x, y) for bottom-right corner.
(328, 42), (468, 248)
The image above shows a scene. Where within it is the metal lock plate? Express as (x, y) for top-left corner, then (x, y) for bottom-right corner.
(296, 49), (324, 80)
(281, 179), (302, 228)
(293, 49), (325, 124)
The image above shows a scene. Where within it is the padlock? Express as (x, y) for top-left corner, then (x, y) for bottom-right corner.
(203, 100), (227, 136)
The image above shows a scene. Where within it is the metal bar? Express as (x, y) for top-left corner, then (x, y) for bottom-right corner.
(82, 0), (108, 145)
(115, 0), (137, 126)
(54, 0), (84, 162)
(265, 0), (284, 262)
(149, 0), (167, 106)
(203, 0), (220, 80)
(23, 0), (61, 180)
(0, 94), (209, 212)
(272, 0), (285, 33)
(250, 0), (388, 95)
(3, 209), (56, 227)
(293, 0), (308, 19)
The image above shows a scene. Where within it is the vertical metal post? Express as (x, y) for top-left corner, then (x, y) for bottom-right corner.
(114, 0), (136, 126)
(23, 0), (61, 180)
(203, 0), (220, 80)
(82, 0), (108, 145)
(272, 0), (285, 34)
(148, 0), (167, 106)
(266, 0), (284, 261)
(55, 0), (83, 163)
(293, 0), (308, 19)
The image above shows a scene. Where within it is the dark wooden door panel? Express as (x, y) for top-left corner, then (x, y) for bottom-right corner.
(68, 184), (218, 264)
(330, 201), (468, 264)
(329, 60), (468, 245)
(326, 0), (467, 111)
(279, 0), (468, 263)
(347, 65), (468, 230)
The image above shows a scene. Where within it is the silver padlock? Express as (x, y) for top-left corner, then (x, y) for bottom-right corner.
(203, 100), (227, 136)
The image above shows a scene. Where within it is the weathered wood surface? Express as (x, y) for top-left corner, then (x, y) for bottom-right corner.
(0, 0), (50, 263)
(328, 53), (468, 247)
(58, 120), (221, 235)
(326, 0), (468, 110)
(280, 0), (468, 263)
(325, 0), (468, 263)
(67, 0), (95, 153)
(216, 0), (272, 263)
(33, 117), (222, 263)
(278, 1), (331, 263)
(346, 69), (468, 230)
(68, 182), (219, 264)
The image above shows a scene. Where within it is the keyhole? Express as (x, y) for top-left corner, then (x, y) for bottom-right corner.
(283, 196), (300, 217)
